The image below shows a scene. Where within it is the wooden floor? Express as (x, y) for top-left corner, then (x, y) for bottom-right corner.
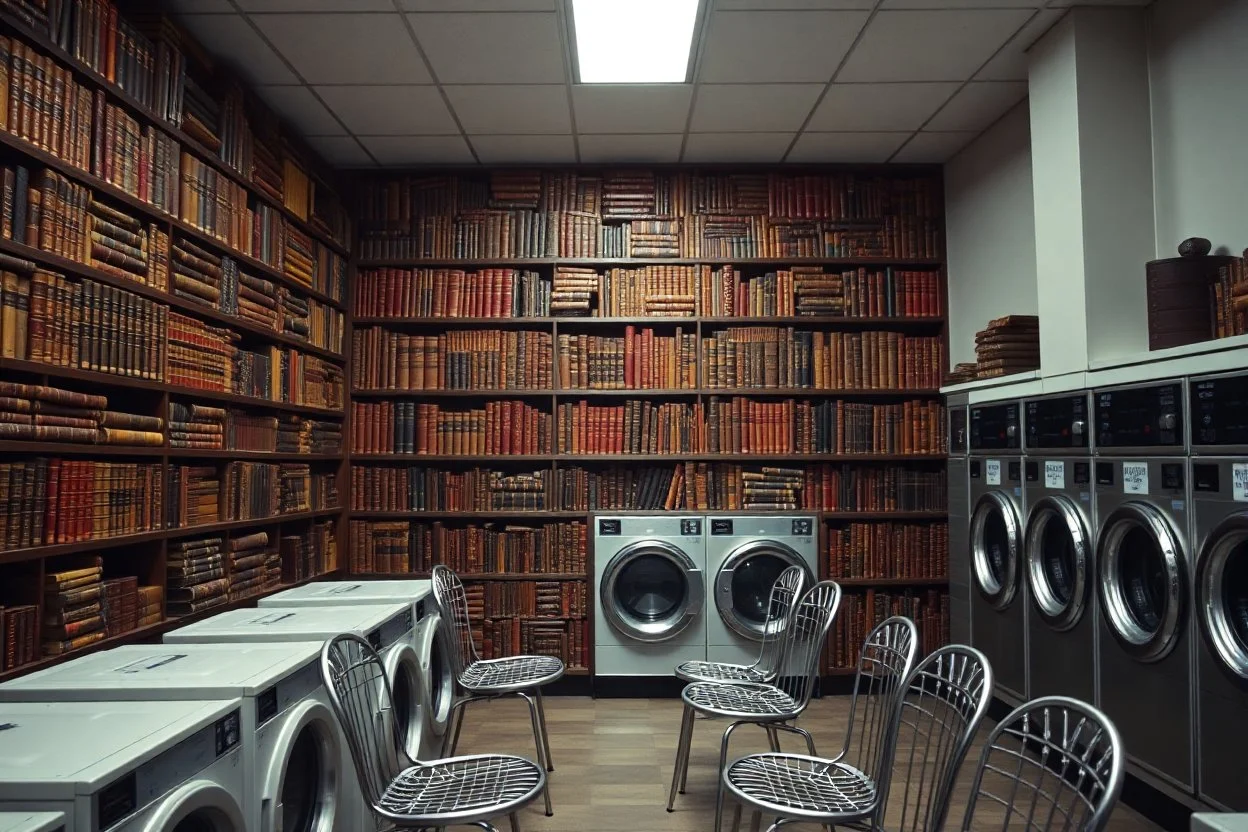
(449, 696), (1162, 831)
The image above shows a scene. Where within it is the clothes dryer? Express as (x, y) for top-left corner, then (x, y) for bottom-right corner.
(0, 699), (246, 832)
(703, 515), (817, 665)
(1022, 392), (1096, 705)
(0, 814), (64, 832)
(593, 515), (706, 676)
(0, 642), (346, 832)
(968, 400), (1027, 704)
(948, 393), (971, 644)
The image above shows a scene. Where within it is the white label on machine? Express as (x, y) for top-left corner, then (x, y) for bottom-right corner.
(986, 460), (1001, 486)
(1044, 461), (1065, 489)
(1233, 463), (1248, 502)
(1122, 462), (1149, 495)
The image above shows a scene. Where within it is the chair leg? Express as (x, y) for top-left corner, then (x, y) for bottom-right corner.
(793, 725), (817, 756)
(534, 687), (554, 772)
(730, 801), (742, 832)
(443, 699), (467, 758)
(509, 812), (521, 832)
(714, 721), (747, 832)
(765, 725), (781, 752)
(518, 692), (554, 816)
(666, 703), (694, 811)
(748, 810), (762, 832)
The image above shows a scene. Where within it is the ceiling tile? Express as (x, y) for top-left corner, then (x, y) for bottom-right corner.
(409, 12), (565, 84)
(471, 135), (577, 164)
(715, 0), (874, 8)
(880, 0), (1042, 7)
(837, 9), (1034, 82)
(787, 131), (910, 162)
(236, 0), (393, 10)
(808, 82), (960, 131)
(255, 85), (345, 135)
(252, 13), (431, 84)
(698, 11), (870, 83)
(315, 85), (458, 135)
(444, 85), (571, 135)
(976, 9), (1063, 80)
(891, 131), (977, 162)
(578, 135), (684, 164)
(401, 0), (554, 9)
(360, 136), (476, 165)
(305, 136), (375, 167)
(572, 86), (693, 134)
(690, 84), (823, 133)
(926, 81), (1027, 131)
(682, 133), (794, 163)
(175, 14), (298, 85)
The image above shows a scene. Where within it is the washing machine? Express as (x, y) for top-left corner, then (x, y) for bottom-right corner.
(948, 393), (971, 645)
(0, 699), (246, 831)
(257, 579), (451, 759)
(1189, 370), (1248, 810)
(1022, 391), (1096, 705)
(1093, 379), (1194, 794)
(0, 642), (346, 832)
(593, 515), (706, 676)
(704, 515), (817, 666)
(0, 814), (63, 832)
(968, 400), (1027, 704)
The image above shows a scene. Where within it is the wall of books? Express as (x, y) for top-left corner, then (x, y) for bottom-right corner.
(350, 169), (951, 675)
(0, 1), (350, 677)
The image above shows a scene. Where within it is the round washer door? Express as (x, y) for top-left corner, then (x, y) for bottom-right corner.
(971, 490), (1023, 609)
(416, 613), (455, 757)
(1197, 513), (1248, 682)
(382, 643), (425, 765)
(1097, 501), (1187, 662)
(260, 699), (342, 832)
(1025, 495), (1092, 631)
(601, 540), (704, 642)
(143, 782), (247, 832)
(714, 540), (813, 640)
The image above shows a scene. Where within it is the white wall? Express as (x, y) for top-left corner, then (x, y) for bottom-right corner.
(1150, 0), (1248, 258)
(943, 102), (1038, 367)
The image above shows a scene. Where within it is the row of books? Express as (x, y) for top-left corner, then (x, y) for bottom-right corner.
(166, 531), (282, 617)
(698, 266), (943, 319)
(474, 615), (587, 670)
(701, 398), (946, 456)
(827, 591), (949, 670)
(348, 520), (587, 576)
(351, 328), (552, 392)
(557, 328), (696, 390)
(281, 518), (339, 583)
(350, 466), (551, 513)
(224, 461), (337, 521)
(168, 401), (341, 454)
(554, 400), (699, 456)
(1211, 251), (1247, 339)
(826, 522), (948, 580)
(0, 381), (162, 445)
(350, 400), (552, 456)
(353, 267), (549, 319)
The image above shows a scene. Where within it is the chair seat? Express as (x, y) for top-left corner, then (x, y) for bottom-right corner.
(376, 754), (545, 822)
(682, 681), (799, 718)
(723, 752), (878, 822)
(461, 654), (565, 692)
(675, 660), (768, 684)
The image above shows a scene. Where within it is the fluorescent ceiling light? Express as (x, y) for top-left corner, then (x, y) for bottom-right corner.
(572, 0), (700, 84)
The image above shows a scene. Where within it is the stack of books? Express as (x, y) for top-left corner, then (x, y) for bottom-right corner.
(42, 557), (106, 656)
(171, 237), (225, 309)
(169, 402), (227, 450)
(167, 536), (230, 617)
(229, 532), (280, 602)
(101, 576), (139, 637)
(137, 585), (163, 628)
(974, 315), (1040, 378)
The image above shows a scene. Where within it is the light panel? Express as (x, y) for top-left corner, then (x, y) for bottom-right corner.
(572, 0), (700, 84)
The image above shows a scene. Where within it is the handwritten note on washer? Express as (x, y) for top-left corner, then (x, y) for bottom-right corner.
(1044, 461), (1065, 489)
(986, 459), (1001, 486)
(1233, 463), (1248, 502)
(1122, 462), (1149, 495)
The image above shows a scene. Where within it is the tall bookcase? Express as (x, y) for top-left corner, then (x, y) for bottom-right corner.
(0, 5), (349, 678)
(347, 169), (952, 677)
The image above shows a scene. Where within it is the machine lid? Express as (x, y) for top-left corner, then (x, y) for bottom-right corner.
(714, 540), (812, 641)
(258, 580), (432, 607)
(164, 604), (412, 645)
(1197, 513), (1248, 681)
(260, 698), (341, 832)
(1097, 502), (1187, 662)
(1025, 495), (1092, 630)
(0, 813), (64, 832)
(600, 539), (704, 643)
(971, 490), (1023, 609)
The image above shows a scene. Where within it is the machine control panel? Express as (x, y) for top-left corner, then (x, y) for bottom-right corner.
(1094, 382), (1184, 449)
(1025, 394), (1090, 450)
(969, 403), (1021, 451)
(1191, 372), (1248, 449)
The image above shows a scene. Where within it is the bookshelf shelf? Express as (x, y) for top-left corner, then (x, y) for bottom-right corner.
(356, 257), (943, 269)
(352, 315), (944, 328)
(349, 387), (942, 399)
(349, 453), (946, 462)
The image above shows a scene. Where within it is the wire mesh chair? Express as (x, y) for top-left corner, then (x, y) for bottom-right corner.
(675, 564), (807, 684)
(666, 580), (842, 832)
(432, 565), (563, 816)
(953, 695), (1124, 832)
(320, 633), (547, 832)
(720, 615), (918, 832)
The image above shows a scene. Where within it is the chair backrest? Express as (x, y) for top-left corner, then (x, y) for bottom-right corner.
(958, 696), (1124, 832)
(320, 634), (408, 814)
(875, 644), (994, 832)
(771, 580), (842, 714)
(431, 564), (480, 680)
(753, 564), (808, 679)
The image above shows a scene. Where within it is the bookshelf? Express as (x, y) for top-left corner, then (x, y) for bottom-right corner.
(0, 3), (349, 675)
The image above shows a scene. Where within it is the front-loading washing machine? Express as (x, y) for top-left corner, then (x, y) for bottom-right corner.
(1022, 391), (1096, 705)
(1093, 379), (1194, 795)
(703, 515), (817, 666)
(968, 400), (1027, 704)
(593, 515), (706, 677)
(0, 814), (64, 832)
(947, 393), (971, 645)
(0, 699), (246, 831)
(0, 642), (346, 832)
(257, 579), (451, 759)
(1189, 370), (1248, 810)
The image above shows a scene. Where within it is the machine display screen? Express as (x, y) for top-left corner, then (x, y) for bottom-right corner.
(1094, 383), (1183, 448)
(969, 403), (1020, 451)
(1025, 394), (1089, 450)
(1192, 374), (1248, 448)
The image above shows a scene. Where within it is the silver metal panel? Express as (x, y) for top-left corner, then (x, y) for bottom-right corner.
(948, 457), (972, 646)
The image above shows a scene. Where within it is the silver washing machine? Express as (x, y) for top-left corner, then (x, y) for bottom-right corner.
(968, 400), (1027, 704)
(947, 394), (971, 645)
(1190, 370), (1248, 811)
(1093, 379), (1194, 794)
(1023, 392), (1096, 705)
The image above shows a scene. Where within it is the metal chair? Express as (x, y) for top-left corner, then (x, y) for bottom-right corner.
(432, 565), (564, 817)
(675, 564), (807, 684)
(320, 633), (547, 832)
(720, 615), (919, 832)
(953, 696), (1124, 832)
(667, 580), (843, 832)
